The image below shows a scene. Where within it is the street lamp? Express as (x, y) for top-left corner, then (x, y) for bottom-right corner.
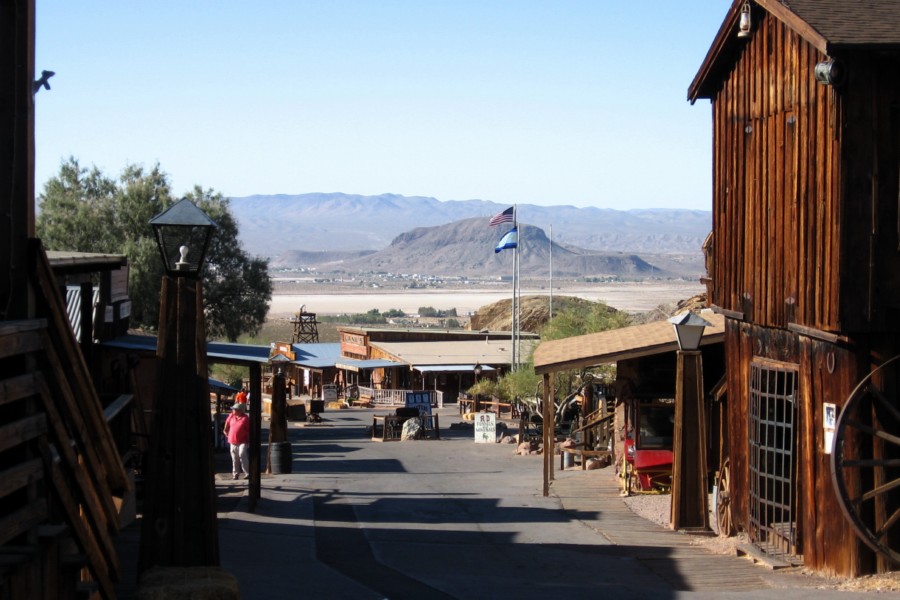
(474, 362), (482, 382)
(140, 199), (219, 571)
(150, 198), (216, 277)
(669, 311), (712, 351)
(668, 311), (712, 532)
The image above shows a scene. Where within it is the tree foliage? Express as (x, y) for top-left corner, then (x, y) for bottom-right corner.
(36, 158), (272, 341)
(478, 300), (630, 403)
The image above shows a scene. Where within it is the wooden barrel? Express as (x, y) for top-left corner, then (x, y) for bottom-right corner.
(269, 441), (293, 474)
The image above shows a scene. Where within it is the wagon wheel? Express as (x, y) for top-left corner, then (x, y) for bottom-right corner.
(716, 458), (735, 537)
(830, 354), (900, 564)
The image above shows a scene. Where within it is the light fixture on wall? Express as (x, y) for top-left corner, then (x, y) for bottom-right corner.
(815, 60), (845, 86)
(737, 1), (752, 38)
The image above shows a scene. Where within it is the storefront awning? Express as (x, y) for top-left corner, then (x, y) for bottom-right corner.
(414, 364), (496, 373)
(335, 359), (402, 372)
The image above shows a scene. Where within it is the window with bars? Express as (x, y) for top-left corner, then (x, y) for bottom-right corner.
(749, 361), (801, 564)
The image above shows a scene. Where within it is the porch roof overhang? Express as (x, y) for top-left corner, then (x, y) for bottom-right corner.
(533, 312), (725, 375)
(104, 335), (298, 367)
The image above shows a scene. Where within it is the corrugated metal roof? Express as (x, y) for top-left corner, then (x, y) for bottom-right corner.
(291, 343), (342, 368)
(533, 312), (725, 375)
(103, 335), (273, 364)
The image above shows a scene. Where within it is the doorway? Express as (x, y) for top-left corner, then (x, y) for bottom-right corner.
(748, 360), (801, 564)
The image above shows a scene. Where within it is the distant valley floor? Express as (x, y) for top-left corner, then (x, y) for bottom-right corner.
(268, 279), (705, 317)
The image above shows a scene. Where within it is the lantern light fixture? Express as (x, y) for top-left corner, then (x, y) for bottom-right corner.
(149, 198), (217, 277)
(669, 311), (713, 352)
(737, 1), (752, 38)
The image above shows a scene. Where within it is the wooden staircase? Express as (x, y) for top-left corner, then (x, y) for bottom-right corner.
(0, 241), (131, 599)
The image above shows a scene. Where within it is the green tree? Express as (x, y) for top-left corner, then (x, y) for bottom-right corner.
(36, 158), (272, 341)
(483, 300), (630, 403)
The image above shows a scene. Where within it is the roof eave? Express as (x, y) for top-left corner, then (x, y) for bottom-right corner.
(688, 0), (831, 104)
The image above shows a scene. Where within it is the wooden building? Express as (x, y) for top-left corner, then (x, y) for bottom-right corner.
(689, 0), (900, 576)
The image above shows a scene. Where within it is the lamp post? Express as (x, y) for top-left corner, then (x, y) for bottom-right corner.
(474, 362), (482, 383)
(140, 199), (219, 571)
(668, 311), (712, 532)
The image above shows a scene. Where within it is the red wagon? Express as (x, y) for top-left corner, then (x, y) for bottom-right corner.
(622, 397), (675, 494)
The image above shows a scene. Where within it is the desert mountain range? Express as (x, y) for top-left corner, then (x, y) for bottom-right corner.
(229, 193), (711, 279)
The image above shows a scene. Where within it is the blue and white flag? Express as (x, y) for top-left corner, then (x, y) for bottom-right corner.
(494, 227), (518, 253)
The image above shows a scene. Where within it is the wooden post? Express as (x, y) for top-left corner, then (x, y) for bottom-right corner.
(542, 372), (554, 496)
(1, 0), (35, 321)
(266, 371), (287, 474)
(248, 362), (262, 512)
(670, 350), (710, 531)
(139, 276), (219, 571)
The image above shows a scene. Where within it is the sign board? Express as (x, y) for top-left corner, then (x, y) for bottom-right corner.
(405, 391), (432, 416)
(270, 342), (295, 361)
(474, 412), (496, 443)
(823, 403), (836, 454)
(322, 384), (338, 402)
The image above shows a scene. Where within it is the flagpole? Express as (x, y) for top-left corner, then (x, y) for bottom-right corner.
(549, 223), (553, 320)
(511, 205), (517, 371)
(515, 215), (521, 371)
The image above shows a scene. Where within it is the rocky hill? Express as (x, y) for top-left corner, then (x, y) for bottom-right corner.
(470, 295), (621, 333)
(270, 218), (705, 280)
(229, 192), (711, 260)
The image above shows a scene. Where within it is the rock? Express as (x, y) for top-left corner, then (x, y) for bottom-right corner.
(401, 418), (422, 440)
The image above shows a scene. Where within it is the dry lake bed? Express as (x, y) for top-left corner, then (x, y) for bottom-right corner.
(268, 281), (704, 318)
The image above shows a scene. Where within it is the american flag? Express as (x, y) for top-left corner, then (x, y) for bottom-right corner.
(489, 206), (514, 226)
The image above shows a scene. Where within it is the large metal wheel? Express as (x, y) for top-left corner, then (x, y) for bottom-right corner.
(716, 458), (735, 537)
(830, 354), (900, 564)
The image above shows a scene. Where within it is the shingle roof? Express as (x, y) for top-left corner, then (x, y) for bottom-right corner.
(780, 0), (900, 47)
(689, 0), (900, 102)
(533, 312), (725, 375)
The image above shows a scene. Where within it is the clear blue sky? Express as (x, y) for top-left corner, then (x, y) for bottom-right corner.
(35, 1), (730, 210)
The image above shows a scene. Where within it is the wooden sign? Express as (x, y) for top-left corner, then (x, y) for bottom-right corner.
(474, 412), (496, 443)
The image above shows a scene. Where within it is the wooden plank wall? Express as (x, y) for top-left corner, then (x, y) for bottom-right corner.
(838, 52), (900, 333)
(710, 14), (841, 332)
(726, 318), (881, 576)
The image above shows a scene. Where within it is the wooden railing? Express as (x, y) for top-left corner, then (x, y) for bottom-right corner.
(0, 240), (131, 600)
(357, 387), (443, 408)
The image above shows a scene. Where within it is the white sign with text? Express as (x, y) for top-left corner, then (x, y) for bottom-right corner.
(474, 412), (496, 444)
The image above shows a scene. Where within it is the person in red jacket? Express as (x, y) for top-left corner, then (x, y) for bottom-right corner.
(223, 402), (250, 480)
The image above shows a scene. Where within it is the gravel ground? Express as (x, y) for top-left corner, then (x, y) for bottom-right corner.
(620, 491), (900, 593)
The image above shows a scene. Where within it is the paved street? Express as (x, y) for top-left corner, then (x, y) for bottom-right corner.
(207, 407), (881, 599)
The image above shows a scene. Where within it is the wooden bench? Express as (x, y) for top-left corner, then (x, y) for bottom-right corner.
(559, 446), (611, 470)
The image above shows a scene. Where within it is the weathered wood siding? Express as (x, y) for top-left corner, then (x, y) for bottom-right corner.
(725, 319), (873, 575)
(710, 15), (900, 334)
(710, 15), (842, 331)
(838, 53), (900, 333)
